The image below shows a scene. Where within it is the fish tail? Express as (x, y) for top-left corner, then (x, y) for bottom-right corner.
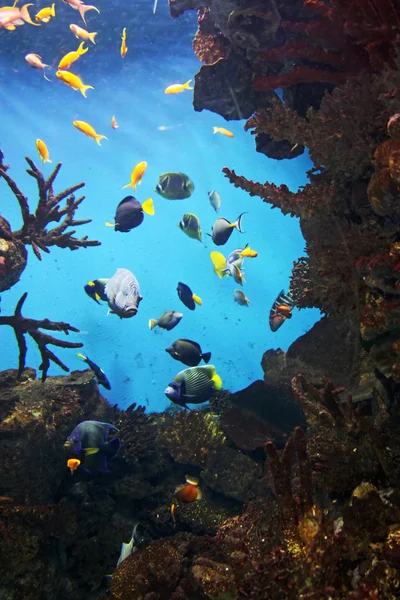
(88, 32), (97, 44)
(149, 318), (157, 330)
(78, 4), (100, 24)
(94, 133), (107, 146)
(20, 3), (40, 25)
(78, 41), (88, 55)
(192, 294), (202, 306)
(234, 212), (246, 233)
(184, 79), (193, 89)
(212, 127), (219, 134)
(50, 2), (55, 16)
(77, 352), (87, 362)
(142, 198), (155, 215)
(43, 67), (51, 82)
(122, 182), (133, 189)
(211, 373), (223, 391)
(80, 84), (94, 98)
(202, 352), (211, 364)
(105, 222), (115, 227)
(106, 437), (120, 458)
(44, 156), (52, 163)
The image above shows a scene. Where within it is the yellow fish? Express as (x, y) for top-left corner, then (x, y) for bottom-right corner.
(35, 3), (55, 22)
(56, 70), (93, 97)
(240, 245), (258, 258)
(0, 1), (39, 30)
(69, 23), (97, 44)
(58, 41), (88, 70)
(210, 251), (228, 279)
(73, 120), (107, 145)
(213, 126), (234, 138)
(122, 161), (147, 191)
(164, 79), (193, 94)
(36, 139), (52, 164)
(120, 27), (128, 58)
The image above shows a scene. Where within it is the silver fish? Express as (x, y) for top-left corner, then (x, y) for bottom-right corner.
(208, 190), (221, 212)
(149, 310), (183, 331)
(105, 268), (142, 319)
(234, 289), (250, 306)
(209, 213), (246, 246)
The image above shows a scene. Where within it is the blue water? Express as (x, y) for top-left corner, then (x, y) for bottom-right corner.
(0, 0), (320, 411)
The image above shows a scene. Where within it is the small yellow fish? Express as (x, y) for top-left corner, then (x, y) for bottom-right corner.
(56, 70), (94, 97)
(111, 115), (119, 129)
(123, 161), (147, 191)
(164, 79), (193, 94)
(25, 53), (50, 81)
(58, 41), (88, 70)
(240, 245), (258, 258)
(213, 126), (234, 138)
(73, 120), (107, 145)
(120, 27), (128, 58)
(210, 251), (228, 279)
(69, 23), (97, 44)
(36, 139), (52, 164)
(35, 3), (55, 22)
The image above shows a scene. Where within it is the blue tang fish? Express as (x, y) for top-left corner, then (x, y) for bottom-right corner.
(64, 420), (120, 473)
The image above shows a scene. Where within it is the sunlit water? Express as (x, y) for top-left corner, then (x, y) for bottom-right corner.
(0, 0), (320, 411)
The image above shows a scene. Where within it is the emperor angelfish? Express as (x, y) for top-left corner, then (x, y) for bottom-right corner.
(165, 338), (211, 367)
(155, 172), (194, 200)
(269, 289), (294, 332)
(105, 268), (142, 319)
(111, 196), (154, 232)
(209, 213), (246, 246)
(165, 365), (222, 408)
(149, 310), (183, 331)
(64, 420), (120, 474)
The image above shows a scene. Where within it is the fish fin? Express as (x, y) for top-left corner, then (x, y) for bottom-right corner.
(51, 2), (55, 15)
(80, 84), (94, 98)
(211, 373), (223, 391)
(122, 182), (133, 189)
(95, 134), (107, 145)
(184, 79), (193, 89)
(20, 3), (40, 25)
(77, 352), (87, 361)
(43, 68), (51, 82)
(105, 221), (115, 227)
(142, 198), (154, 215)
(212, 127), (219, 134)
(153, 0), (158, 13)
(149, 318), (157, 330)
(234, 212), (247, 233)
(195, 487), (203, 500)
(95, 293), (101, 301)
(83, 447), (100, 455)
(192, 294), (202, 306)
(89, 31), (97, 44)
(78, 41), (88, 55)
(87, 281), (95, 287)
(106, 437), (120, 459)
(78, 3), (99, 24)
(116, 531), (136, 567)
(202, 352), (211, 364)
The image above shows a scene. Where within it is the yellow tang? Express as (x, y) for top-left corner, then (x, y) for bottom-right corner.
(210, 251), (228, 279)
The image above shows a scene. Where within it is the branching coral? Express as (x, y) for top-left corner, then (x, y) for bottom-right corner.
(115, 402), (156, 466)
(0, 150), (100, 262)
(0, 292), (82, 381)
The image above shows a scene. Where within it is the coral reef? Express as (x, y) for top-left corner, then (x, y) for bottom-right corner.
(0, 149), (100, 378)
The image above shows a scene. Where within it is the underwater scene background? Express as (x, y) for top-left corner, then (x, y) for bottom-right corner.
(4, 0), (400, 599)
(0, 0), (319, 411)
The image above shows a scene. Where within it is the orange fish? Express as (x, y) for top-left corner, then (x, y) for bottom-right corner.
(213, 126), (234, 138)
(67, 458), (81, 474)
(269, 289), (294, 332)
(175, 475), (202, 502)
(239, 245), (258, 258)
(123, 161), (147, 191)
(171, 503), (176, 528)
(120, 27), (128, 58)
(111, 115), (119, 129)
